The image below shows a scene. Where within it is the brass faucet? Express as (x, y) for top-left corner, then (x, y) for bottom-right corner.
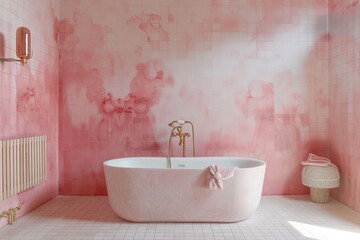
(167, 120), (195, 168)
(0, 206), (21, 225)
(171, 125), (190, 146)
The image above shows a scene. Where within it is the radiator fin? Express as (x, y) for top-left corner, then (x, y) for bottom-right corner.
(0, 136), (47, 200)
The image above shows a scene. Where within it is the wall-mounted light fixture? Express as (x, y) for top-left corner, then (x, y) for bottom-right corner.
(0, 27), (32, 64)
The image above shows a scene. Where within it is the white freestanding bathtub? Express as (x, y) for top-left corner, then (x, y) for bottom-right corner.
(104, 157), (266, 223)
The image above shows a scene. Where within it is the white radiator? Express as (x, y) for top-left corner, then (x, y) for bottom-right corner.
(0, 135), (46, 200)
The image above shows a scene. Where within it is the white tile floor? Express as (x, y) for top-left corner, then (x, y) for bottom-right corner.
(0, 196), (359, 240)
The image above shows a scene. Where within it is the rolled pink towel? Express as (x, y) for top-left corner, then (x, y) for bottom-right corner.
(208, 165), (236, 190)
(308, 153), (331, 162)
(301, 153), (338, 169)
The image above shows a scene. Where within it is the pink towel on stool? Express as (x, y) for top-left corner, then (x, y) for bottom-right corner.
(208, 165), (237, 190)
(301, 153), (338, 169)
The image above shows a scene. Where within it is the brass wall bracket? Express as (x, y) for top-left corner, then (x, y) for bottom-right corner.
(0, 206), (21, 225)
(0, 58), (21, 63)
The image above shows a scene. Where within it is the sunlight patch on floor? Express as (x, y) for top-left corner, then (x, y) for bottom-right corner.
(289, 221), (360, 240)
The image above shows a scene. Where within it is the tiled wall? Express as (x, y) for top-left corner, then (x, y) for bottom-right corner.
(59, 0), (329, 196)
(0, 0), (59, 228)
(1, 0), (359, 227)
(329, 0), (360, 212)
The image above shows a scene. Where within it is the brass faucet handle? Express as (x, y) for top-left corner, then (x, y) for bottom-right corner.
(1, 210), (8, 218)
(177, 126), (182, 133)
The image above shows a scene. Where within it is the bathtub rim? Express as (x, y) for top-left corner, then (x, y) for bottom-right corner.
(103, 156), (266, 170)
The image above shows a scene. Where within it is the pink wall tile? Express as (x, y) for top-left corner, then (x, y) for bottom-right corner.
(0, 0), (357, 222)
(59, 0), (329, 196)
(0, 0), (59, 228)
(329, 0), (360, 212)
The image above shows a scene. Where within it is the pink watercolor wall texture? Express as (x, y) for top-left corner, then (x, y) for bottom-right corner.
(59, 0), (330, 196)
(329, 0), (360, 212)
(0, 0), (59, 228)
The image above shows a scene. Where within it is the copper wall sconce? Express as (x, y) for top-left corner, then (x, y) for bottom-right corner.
(0, 27), (32, 64)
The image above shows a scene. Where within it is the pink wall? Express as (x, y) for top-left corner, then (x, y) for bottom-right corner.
(329, 0), (360, 212)
(0, 0), (59, 228)
(59, 0), (330, 196)
(0, 0), (358, 227)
